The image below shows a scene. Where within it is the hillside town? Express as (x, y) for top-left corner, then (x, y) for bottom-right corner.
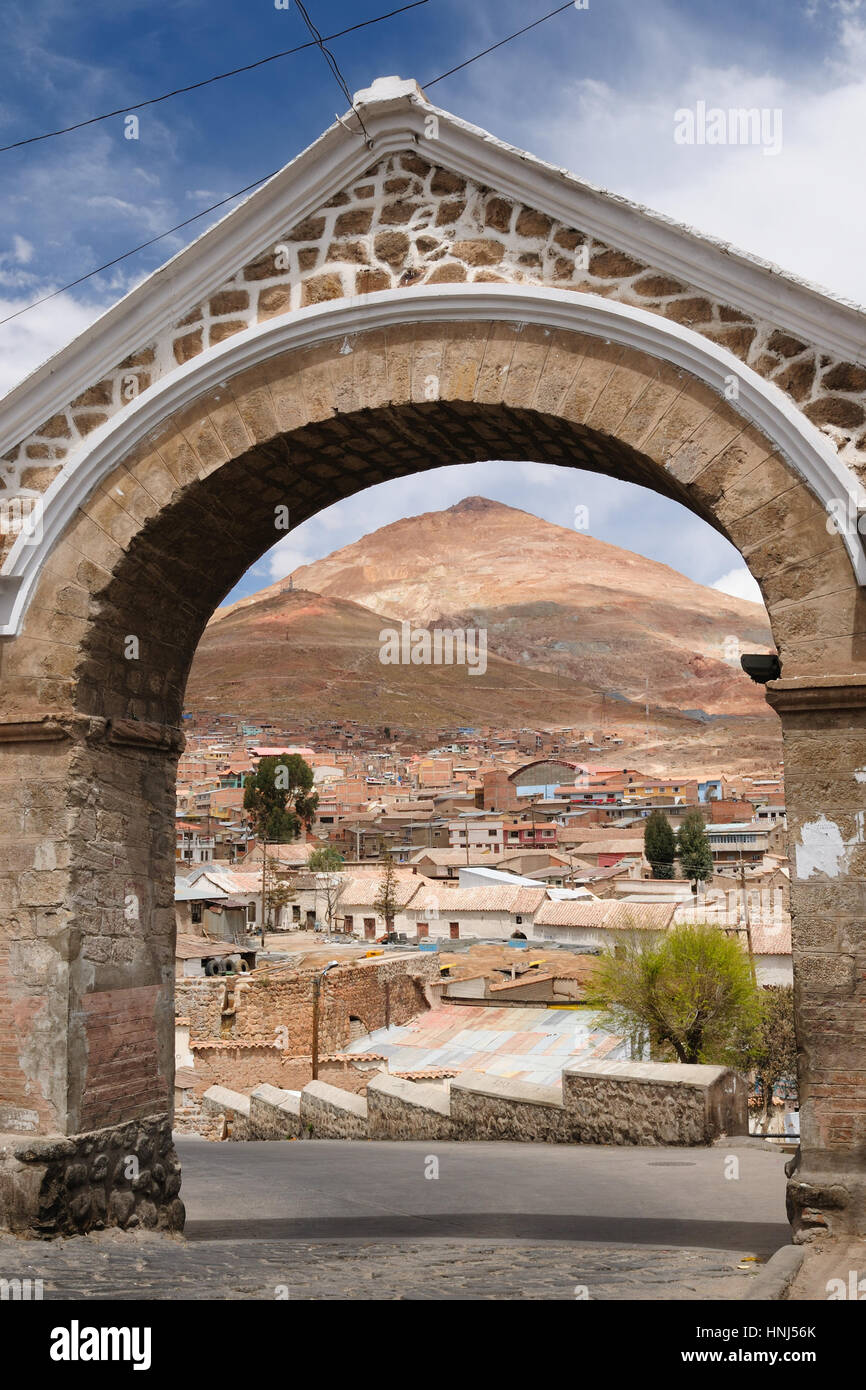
(173, 715), (794, 1143)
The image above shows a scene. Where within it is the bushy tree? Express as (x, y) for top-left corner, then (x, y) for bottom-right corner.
(243, 754), (318, 842)
(644, 810), (677, 880)
(589, 922), (760, 1066)
(749, 985), (798, 1132)
(307, 847), (344, 872)
(677, 809), (714, 888)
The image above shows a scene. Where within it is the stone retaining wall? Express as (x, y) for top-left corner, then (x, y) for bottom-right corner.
(449, 1073), (575, 1143)
(562, 1060), (749, 1146)
(201, 1086), (250, 1141)
(0, 1114), (184, 1236)
(366, 1074), (453, 1141)
(248, 1084), (300, 1140)
(216, 1060), (748, 1149)
(299, 1081), (368, 1139)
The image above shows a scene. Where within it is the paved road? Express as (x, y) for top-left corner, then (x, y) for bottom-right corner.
(0, 1138), (791, 1301)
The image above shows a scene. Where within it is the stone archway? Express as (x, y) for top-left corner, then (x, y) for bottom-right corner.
(1, 77), (866, 1240)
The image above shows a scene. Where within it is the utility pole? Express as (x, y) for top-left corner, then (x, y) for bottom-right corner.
(311, 960), (339, 1081)
(739, 851), (756, 985)
(260, 833), (267, 944)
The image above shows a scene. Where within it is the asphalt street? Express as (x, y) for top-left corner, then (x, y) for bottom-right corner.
(179, 1135), (789, 1255)
(0, 1138), (792, 1300)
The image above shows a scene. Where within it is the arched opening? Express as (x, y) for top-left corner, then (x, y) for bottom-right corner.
(1, 305), (864, 1241)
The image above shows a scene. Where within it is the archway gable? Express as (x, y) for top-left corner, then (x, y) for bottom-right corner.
(3, 77), (866, 564)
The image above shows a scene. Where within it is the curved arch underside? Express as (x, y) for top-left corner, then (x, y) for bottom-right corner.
(2, 286), (866, 643)
(4, 306), (865, 734)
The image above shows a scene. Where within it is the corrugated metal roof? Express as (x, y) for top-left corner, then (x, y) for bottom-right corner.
(345, 1004), (627, 1086)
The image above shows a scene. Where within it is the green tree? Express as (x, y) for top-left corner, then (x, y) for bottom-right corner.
(644, 810), (677, 880)
(677, 808), (714, 888)
(243, 755), (318, 842)
(373, 853), (400, 934)
(748, 985), (798, 1132)
(307, 847), (344, 872)
(589, 923), (760, 1066)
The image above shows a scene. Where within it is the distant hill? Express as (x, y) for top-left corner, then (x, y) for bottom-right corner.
(192, 497), (781, 771)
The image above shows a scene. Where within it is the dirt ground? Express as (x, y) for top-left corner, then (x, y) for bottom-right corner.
(259, 931), (599, 989)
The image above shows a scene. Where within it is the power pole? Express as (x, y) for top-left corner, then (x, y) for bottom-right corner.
(311, 961), (339, 1080)
(739, 852), (756, 985)
(260, 833), (267, 943)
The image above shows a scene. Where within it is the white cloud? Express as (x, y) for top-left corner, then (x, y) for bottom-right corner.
(266, 538), (315, 583)
(0, 293), (106, 396)
(456, 5), (866, 305)
(712, 566), (765, 605)
(10, 236), (33, 265)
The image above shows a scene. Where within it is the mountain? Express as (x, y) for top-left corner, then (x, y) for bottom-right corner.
(187, 585), (609, 731)
(191, 498), (782, 772)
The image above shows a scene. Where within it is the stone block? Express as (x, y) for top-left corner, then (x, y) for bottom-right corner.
(449, 1072), (573, 1142)
(300, 1081), (367, 1139)
(562, 1060), (749, 1146)
(249, 1084), (301, 1140)
(366, 1074), (453, 1140)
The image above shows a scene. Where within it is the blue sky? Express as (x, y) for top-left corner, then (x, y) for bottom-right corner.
(1, 0), (862, 606)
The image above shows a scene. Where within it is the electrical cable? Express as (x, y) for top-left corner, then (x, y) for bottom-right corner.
(0, 0), (428, 154)
(423, 1), (575, 88)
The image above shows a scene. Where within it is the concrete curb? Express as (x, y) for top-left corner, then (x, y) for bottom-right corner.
(742, 1244), (807, 1300)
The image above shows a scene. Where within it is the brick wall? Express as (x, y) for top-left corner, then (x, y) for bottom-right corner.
(207, 954), (436, 1054)
(188, 1044), (372, 1096)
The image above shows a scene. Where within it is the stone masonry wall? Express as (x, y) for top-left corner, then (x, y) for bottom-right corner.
(562, 1061), (749, 1146)
(188, 1043), (371, 1097)
(449, 1073), (575, 1143)
(365, 1074), (453, 1141)
(4, 149), (866, 539)
(196, 954), (436, 1054)
(0, 1113), (183, 1236)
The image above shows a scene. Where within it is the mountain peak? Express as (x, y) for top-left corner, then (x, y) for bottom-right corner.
(447, 495), (507, 515)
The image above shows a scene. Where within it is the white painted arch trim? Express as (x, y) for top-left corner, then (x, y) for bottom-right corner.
(2, 282), (864, 637)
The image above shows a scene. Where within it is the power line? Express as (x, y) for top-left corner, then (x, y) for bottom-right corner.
(0, 1), (576, 331)
(0, 0), (428, 155)
(0, 174), (278, 329)
(423, 1), (575, 87)
(292, 1), (372, 144)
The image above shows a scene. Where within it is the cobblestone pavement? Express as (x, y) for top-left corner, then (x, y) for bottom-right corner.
(0, 1231), (761, 1300)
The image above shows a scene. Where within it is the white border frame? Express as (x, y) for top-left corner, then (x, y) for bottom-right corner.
(2, 282), (864, 635)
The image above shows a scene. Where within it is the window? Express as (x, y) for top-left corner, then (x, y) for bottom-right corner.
(449, 922), (460, 939)
(417, 922), (429, 938)
(247, 902), (256, 923)
(488, 828), (497, 837)
(344, 915), (353, 931)
(292, 905), (300, 922)
(191, 902), (203, 924)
